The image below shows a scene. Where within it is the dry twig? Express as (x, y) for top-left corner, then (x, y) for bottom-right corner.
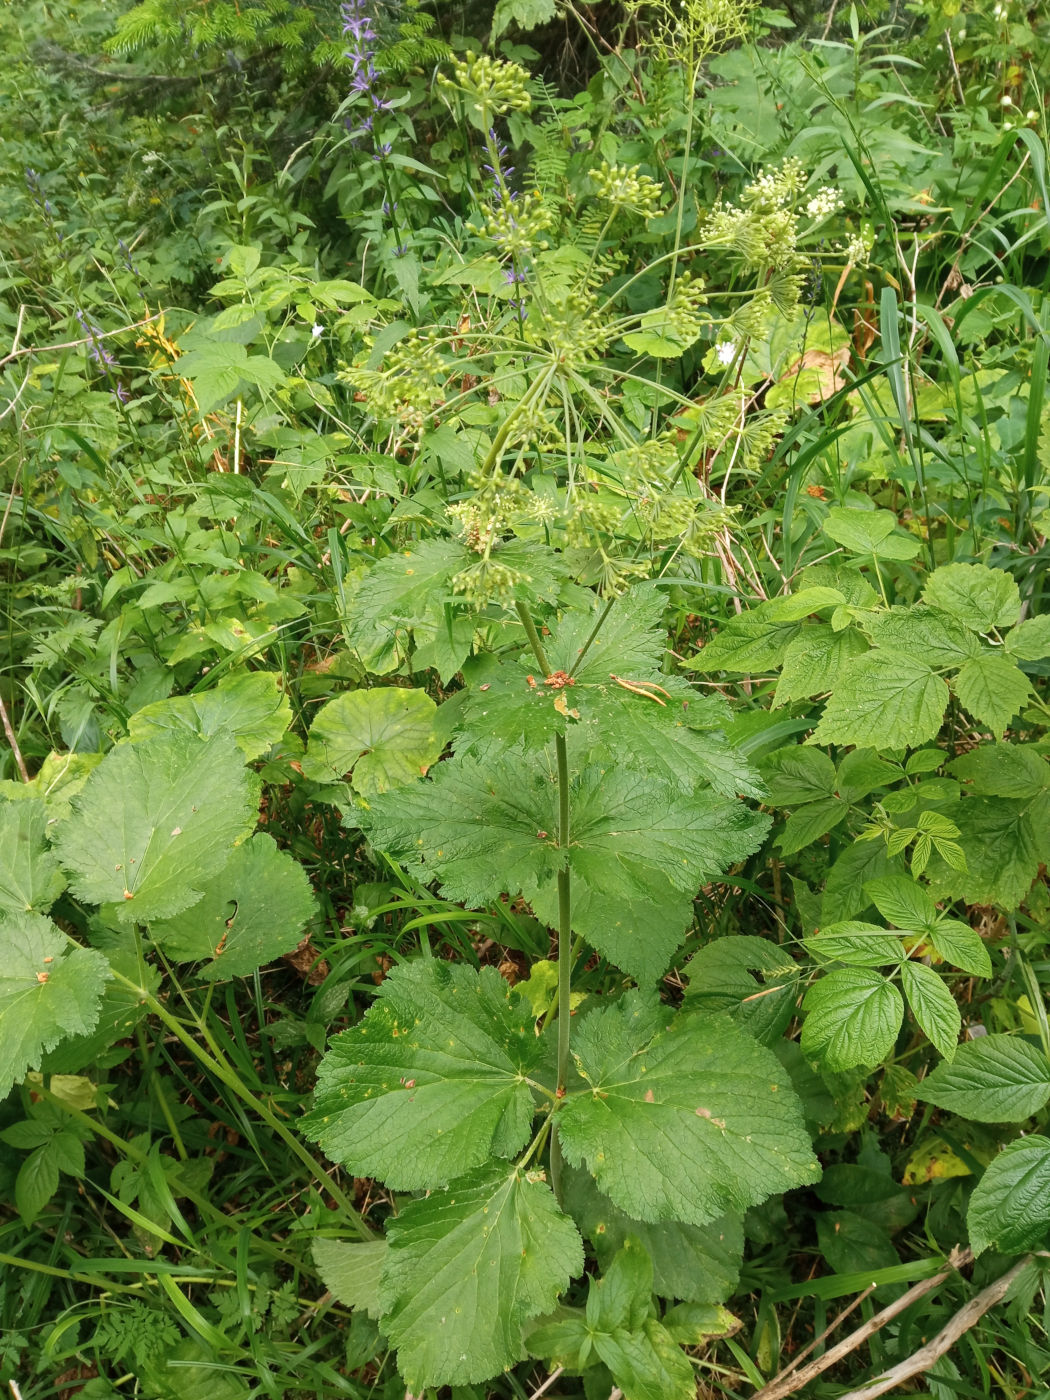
(749, 1247), (973, 1400)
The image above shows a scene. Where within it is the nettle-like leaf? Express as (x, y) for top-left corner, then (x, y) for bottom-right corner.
(379, 1163), (583, 1388)
(918, 1035), (1050, 1122)
(53, 732), (259, 924)
(556, 992), (819, 1226)
(683, 935), (799, 1046)
(952, 654), (1032, 735)
(810, 650), (949, 750)
(303, 961), (544, 1190)
(127, 670), (291, 761)
(0, 798), (65, 916)
(922, 562), (1021, 633)
(302, 687), (443, 795)
(772, 625), (869, 705)
(967, 1136), (1050, 1255)
(149, 833), (316, 979)
(0, 914), (110, 1096)
(801, 969), (903, 1071)
(361, 752), (769, 983)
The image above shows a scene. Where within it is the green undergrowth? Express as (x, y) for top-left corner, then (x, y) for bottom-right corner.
(3, 0), (1050, 1396)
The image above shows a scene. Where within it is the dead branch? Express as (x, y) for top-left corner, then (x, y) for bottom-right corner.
(750, 1247), (974, 1400)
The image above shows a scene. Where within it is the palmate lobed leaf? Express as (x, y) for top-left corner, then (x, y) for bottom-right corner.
(127, 669), (291, 761)
(149, 833), (316, 980)
(561, 1165), (743, 1304)
(302, 687), (444, 795)
(0, 914), (110, 1096)
(52, 731), (260, 924)
(302, 961), (545, 1190)
(0, 797), (65, 916)
(556, 992), (819, 1227)
(360, 750), (769, 981)
(379, 1162), (583, 1388)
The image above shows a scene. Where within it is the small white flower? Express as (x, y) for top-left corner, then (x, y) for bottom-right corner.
(311, 324), (324, 339)
(806, 186), (844, 220)
(716, 340), (737, 366)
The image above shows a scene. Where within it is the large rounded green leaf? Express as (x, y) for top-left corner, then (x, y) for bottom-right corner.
(303, 687), (442, 795)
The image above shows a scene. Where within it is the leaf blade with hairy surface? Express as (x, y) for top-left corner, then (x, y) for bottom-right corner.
(303, 961), (543, 1190)
(53, 732), (258, 923)
(773, 626), (870, 706)
(312, 1239), (387, 1319)
(0, 798), (65, 916)
(811, 651), (949, 751)
(968, 1136), (1050, 1255)
(378, 1164), (583, 1388)
(801, 969), (903, 1071)
(918, 1036), (1050, 1121)
(149, 833), (316, 980)
(556, 992), (819, 1227)
(0, 914), (109, 1096)
(561, 1166), (742, 1303)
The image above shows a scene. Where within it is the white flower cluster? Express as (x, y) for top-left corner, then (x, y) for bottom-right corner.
(745, 157), (806, 209)
(805, 186), (844, 221)
(842, 225), (875, 267)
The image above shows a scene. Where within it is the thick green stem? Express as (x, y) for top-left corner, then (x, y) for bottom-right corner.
(514, 599), (551, 674)
(551, 733), (573, 1203)
(514, 601), (573, 1202)
(110, 970), (372, 1240)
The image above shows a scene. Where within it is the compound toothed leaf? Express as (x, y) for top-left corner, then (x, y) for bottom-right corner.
(303, 961), (545, 1190)
(811, 650), (949, 751)
(801, 968), (903, 1070)
(53, 732), (259, 923)
(0, 914), (110, 1096)
(918, 1035), (1050, 1122)
(379, 1163), (583, 1388)
(556, 992), (819, 1227)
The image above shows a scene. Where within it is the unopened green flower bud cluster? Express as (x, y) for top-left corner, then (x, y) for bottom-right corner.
(438, 52), (531, 117)
(345, 332), (448, 429)
(589, 161), (665, 219)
